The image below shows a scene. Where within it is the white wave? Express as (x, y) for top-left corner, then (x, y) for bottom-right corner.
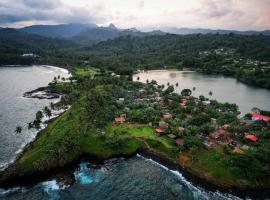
(0, 187), (25, 197)
(74, 162), (93, 184)
(136, 154), (245, 200)
(42, 180), (60, 192)
(41, 65), (70, 75)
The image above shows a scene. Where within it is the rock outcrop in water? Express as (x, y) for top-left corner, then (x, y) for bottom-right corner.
(23, 87), (61, 99)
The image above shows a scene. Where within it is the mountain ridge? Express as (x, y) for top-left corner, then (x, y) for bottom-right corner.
(19, 23), (97, 38)
(159, 27), (270, 35)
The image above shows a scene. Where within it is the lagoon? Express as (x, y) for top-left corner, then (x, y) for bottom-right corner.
(133, 70), (270, 114)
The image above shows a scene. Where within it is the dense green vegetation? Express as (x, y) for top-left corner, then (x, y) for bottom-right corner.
(0, 29), (77, 65)
(44, 34), (270, 89)
(1, 69), (270, 189)
(1, 31), (270, 89)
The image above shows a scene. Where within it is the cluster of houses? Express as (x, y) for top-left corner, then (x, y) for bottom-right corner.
(112, 86), (270, 153)
(203, 112), (268, 154)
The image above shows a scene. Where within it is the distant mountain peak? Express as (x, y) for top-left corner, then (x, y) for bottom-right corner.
(108, 23), (118, 30)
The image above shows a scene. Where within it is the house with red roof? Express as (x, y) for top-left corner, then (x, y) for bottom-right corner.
(245, 134), (258, 142)
(252, 113), (270, 121)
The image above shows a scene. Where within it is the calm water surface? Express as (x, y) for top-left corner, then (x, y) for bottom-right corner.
(0, 65), (70, 167)
(133, 70), (270, 114)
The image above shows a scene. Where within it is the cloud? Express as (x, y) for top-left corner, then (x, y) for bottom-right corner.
(193, 0), (240, 19)
(137, 0), (144, 9)
(0, 0), (106, 27)
(23, 0), (61, 9)
(0, 0), (270, 30)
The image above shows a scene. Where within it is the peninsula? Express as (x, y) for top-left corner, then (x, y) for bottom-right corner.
(1, 67), (270, 198)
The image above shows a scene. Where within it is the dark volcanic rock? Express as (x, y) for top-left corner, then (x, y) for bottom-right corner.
(23, 87), (60, 99)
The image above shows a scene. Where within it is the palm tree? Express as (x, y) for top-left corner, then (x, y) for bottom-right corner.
(43, 106), (52, 118)
(33, 120), (41, 130)
(176, 82), (179, 87)
(251, 107), (260, 113)
(193, 87), (196, 91)
(36, 110), (43, 122)
(181, 89), (192, 96)
(27, 122), (33, 129)
(15, 126), (22, 134)
(161, 84), (165, 90)
(53, 76), (57, 83)
(137, 76), (140, 81)
(209, 91), (213, 96)
(167, 82), (170, 86)
(146, 79), (149, 84)
(50, 102), (55, 110)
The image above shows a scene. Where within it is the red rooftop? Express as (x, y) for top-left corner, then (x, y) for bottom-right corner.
(252, 113), (270, 121)
(245, 134), (258, 142)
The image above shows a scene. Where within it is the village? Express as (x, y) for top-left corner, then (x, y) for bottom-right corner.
(112, 80), (270, 156)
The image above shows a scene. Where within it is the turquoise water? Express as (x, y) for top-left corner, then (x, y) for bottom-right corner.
(0, 157), (243, 200)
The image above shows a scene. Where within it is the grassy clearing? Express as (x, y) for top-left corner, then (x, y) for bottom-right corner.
(108, 124), (178, 159)
(182, 148), (241, 183)
(74, 67), (99, 78)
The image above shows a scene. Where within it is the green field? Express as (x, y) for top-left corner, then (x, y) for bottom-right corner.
(74, 67), (99, 78)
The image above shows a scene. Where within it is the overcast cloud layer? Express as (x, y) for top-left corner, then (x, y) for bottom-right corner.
(0, 0), (269, 30)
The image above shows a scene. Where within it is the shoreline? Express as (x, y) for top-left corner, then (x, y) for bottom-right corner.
(138, 149), (270, 199)
(134, 68), (270, 91)
(0, 65), (71, 74)
(0, 64), (71, 171)
(0, 106), (70, 172)
(1, 127), (270, 200)
(1, 146), (270, 199)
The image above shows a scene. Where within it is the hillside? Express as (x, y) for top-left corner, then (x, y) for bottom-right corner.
(19, 23), (97, 38)
(0, 28), (77, 65)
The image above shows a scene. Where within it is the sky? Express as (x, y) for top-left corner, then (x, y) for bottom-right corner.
(0, 0), (270, 30)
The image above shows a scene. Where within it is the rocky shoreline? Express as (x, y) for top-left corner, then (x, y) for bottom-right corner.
(1, 138), (270, 199)
(23, 86), (61, 99)
(138, 150), (270, 199)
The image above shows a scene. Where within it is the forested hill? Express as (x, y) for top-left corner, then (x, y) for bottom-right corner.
(45, 33), (269, 89)
(57, 34), (270, 73)
(1, 31), (270, 89)
(19, 23), (97, 38)
(86, 34), (270, 62)
(0, 28), (77, 65)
